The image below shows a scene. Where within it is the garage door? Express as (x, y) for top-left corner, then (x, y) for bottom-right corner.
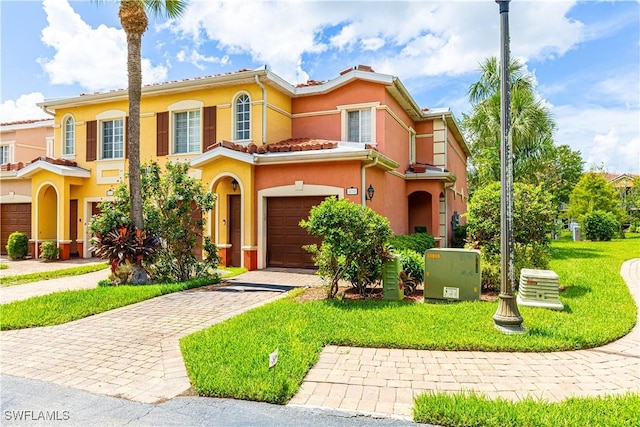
(1, 203), (31, 255)
(266, 196), (326, 268)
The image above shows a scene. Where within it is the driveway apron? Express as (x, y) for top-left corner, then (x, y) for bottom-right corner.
(0, 271), (322, 404)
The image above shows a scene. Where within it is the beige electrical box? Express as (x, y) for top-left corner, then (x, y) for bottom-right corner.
(424, 248), (481, 301)
(517, 269), (564, 311)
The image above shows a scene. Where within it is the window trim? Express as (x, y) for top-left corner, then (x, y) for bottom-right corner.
(96, 110), (126, 161)
(62, 115), (75, 158)
(338, 102), (378, 145)
(233, 92), (252, 142)
(168, 100), (203, 156)
(409, 128), (416, 164)
(0, 144), (12, 165)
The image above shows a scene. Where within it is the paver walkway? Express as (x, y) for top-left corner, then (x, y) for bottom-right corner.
(0, 270), (322, 404)
(289, 259), (640, 418)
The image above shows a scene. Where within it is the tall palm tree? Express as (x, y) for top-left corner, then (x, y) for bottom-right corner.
(462, 57), (556, 193)
(118, 0), (186, 232)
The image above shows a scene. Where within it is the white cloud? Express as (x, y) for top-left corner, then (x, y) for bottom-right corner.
(0, 93), (51, 123)
(553, 104), (640, 174)
(176, 49), (230, 70)
(37, 0), (169, 92)
(171, 1), (585, 84)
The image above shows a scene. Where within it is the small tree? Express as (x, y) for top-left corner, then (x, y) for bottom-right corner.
(91, 161), (218, 283)
(300, 197), (393, 298)
(567, 172), (624, 225)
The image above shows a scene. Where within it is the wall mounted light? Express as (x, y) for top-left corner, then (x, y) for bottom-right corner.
(365, 184), (375, 201)
(106, 189), (114, 197)
(231, 179), (238, 192)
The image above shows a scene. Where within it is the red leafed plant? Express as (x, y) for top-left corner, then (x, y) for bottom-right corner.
(91, 226), (160, 274)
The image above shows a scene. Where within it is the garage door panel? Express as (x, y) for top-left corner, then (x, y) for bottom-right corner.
(266, 196), (325, 268)
(1, 203), (32, 255)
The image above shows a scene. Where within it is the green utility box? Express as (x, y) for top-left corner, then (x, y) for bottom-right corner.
(424, 248), (481, 301)
(382, 256), (404, 300)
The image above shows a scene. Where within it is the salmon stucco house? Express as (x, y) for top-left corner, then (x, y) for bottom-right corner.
(6, 65), (469, 269)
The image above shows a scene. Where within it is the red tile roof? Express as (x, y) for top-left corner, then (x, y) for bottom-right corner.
(206, 138), (352, 154)
(0, 118), (53, 127)
(0, 156), (77, 172)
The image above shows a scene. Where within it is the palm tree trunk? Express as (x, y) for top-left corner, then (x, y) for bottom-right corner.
(126, 31), (144, 232)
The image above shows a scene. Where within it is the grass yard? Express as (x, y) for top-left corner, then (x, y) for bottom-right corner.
(0, 277), (219, 330)
(413, 391), (640, 427)
(180, 235), (639, 413)
(0, 263), (109, 287)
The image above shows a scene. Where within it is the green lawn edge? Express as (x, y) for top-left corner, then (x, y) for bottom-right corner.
(180, 236), (639, 407)
(1, 263), (109, 287)
(0, 276), (220, 330)
(413, 391), (640, 427)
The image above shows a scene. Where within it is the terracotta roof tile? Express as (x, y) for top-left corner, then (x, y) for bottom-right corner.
(0, 118), (53, 126)
(0, 156), (77, 172)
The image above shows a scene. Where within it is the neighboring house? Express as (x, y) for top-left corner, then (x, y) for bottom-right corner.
(13, 65), (469, 268)
(603, 172), (639, 218)
(0, 119), (53, 255)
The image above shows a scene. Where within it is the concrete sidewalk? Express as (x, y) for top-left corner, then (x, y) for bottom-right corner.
(289, 259), (640, 418)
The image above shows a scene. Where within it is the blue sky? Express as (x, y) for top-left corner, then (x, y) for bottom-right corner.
(1, 0), (638, 174)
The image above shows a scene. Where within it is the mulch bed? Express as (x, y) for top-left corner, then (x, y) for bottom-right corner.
(294, 284), (498, 303)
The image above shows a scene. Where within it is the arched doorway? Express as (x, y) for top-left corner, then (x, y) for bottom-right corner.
(36, 183), (58, 256)
(408, 191), (433, 234)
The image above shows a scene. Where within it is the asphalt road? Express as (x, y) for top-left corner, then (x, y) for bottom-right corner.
(1, 375), (431, 427)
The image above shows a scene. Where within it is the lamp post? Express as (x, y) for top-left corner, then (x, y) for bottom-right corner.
(493, 0), (524, 334)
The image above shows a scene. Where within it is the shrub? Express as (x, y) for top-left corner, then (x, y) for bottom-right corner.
(479, 242), (550, 292)
(396, 249), (424, 295)
(6, 232), (28, 260)
(39, 242), (59, 261)
(300, 197), (393, 298)
(452, 224), (468, 248)
(583, 210), (618, 241)
(466, 182), (554, 254)
(466, 182), (554, 289)
(395, 249), (424, 284)
(388, 232), (436, 255)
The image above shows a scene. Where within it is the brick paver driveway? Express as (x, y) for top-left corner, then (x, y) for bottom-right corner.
(1, 270), (321, 403)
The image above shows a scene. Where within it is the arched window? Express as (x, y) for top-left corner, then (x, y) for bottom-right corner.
(63, 116), (75, 156)
(235, 94), (251, 141)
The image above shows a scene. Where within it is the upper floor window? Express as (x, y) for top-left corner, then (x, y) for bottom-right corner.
(63, 116), (75, 156)
(173, 110), (201, 154)
(347, 109), (372, 143)
(235, 94), (251, 141)
(101, 119), (124, 159)
(0, 145), (10, 164)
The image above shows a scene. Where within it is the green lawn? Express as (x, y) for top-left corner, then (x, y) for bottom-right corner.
(180, 236), (639, 413)
(0, 277), (219, 330)
(413, 391), (640, 427)
(0, 263), (109, 287)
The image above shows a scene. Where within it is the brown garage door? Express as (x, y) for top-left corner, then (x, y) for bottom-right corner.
(266, 196), (326, 268)
(1, 203), (32, 255)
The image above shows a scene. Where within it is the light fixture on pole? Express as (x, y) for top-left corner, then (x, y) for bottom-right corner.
(231, 179), (238, 192)
(365, 184), (375, 201)
(493, 0), (524, 334)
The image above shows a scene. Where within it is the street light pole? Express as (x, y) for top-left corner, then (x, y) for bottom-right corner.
(493, 0), (524, 334)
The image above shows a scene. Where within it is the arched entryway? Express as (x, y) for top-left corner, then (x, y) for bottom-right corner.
(211, 175), (244, 268)
(35, 183), (58, 256)
(408, 191), (433, 234)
